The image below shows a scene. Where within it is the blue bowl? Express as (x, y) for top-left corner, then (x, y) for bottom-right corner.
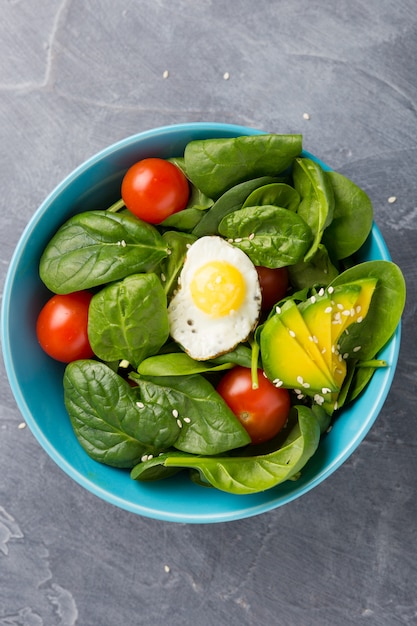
(1, 123), (401, 523)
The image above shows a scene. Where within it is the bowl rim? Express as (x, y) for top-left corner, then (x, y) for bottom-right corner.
(1, 122), (402, 523)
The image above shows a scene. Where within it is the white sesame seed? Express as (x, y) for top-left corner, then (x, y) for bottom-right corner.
(120, 239), (127, 247)
(289, 329), (296, 337)
(223, 72), (230, 80)
(248, 232), (255, 240)
(342, 309), (351, 317)
(147, 454), (154, 460)
(164, 565), (171, 573)
(321, 347), (327, 354)
(328, 286), (334, 294)
(177, 419), (183, 428)
(388, 196), (397, 203)
(136, 401), (145, 409)
(276, 306), (281, 314)
(313, 335), (319, 344)
(324, 306), (333, 314)
(318, 288), (325, 297)
(172, 409), (179, 418)
(302, 381), (311, 389)
(308, 335), (314, 342)
(297, 376), (304, 385)
(314, 394), (324, 405)
(141, 454), (149, 462)
(357, 316), (363, 323)
(353, 346), (362, 352)
(160, 273), (166, 282)
(303, 112), (311, 120)
(337, 303), (344, 310)
(273, 378), (283, 387)
(356, 305), (362, 314)
(297, 393), (305, 400)
(310, 295), (316, 304)
(343, 353), (349, 360)
(18, 422), (26, 429)
(321, 388), (331, 394)
(163, 70), (169, 79)
(166, 248), (172, 255)
(234, 237), (242, 243)
(119, 359), (130, 368)
(183, 417), (191, 424)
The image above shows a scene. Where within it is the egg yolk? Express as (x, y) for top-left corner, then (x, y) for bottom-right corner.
(190, 261), (246, 317)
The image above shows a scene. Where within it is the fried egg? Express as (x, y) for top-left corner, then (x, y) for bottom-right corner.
(167, 236), (261, 360)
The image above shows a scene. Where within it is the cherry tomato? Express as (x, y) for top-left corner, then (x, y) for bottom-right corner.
(256, 266), (289, 312)
(217, 366), (291, 444)
(121, 157), (189, 224)
(36, 291), (94, 363)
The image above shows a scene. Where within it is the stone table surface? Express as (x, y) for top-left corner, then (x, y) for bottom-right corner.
(1, 1), (416, 625)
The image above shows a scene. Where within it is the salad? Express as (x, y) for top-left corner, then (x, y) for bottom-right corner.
(36, 133), (406, 495)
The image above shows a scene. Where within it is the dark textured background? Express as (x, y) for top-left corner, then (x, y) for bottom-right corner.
(1, 2), (416, 625)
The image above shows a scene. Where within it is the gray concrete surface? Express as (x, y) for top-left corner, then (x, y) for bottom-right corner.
(1, 1), (416, 624)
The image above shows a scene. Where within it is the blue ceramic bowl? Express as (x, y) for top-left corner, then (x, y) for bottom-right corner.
(1, 123), (401, 523)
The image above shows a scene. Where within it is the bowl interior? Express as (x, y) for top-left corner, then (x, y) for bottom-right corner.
(1, 123), (400, 523)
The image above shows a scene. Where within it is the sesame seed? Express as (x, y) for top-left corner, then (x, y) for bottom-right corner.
(308, 335), (314, 342)
(136, 401), (145, 409)
(297, 393), (305, 400)
(119, 359), (130, 368)
(177, 419), (183, 428)
(342, 309), (351, 316)
(183, 417), (191, 424)
(273, 378), (283, 387)
(357, 316), (363, 323)
(343, 353), (349, 360)
(328, 286), (334, 294)
(223, 72), (230, 80)
(248, 232), (255, 240)
(302, 381), (311, 389)
(166, 248), (172, 255)
(318, 288), (325, 297)
(172, 409), (179, 418)
(141, 454), (149, 462)
(276, 306), (281, 314)
(337, 303), (344, 310)
(356, 305), (362, 314)
(310, 295), (316, 304)
(303, 112), (311, 120)
(321, 347), (327, 354)
(160, 273), (166, 282)
(289, 329), (296, 338)
(313, 335), (318, 344)
(297, 376), (304, 385)
(147, 454), (154, 460)
(18, 422), (26, 429)
(164, 565), (171, 573)
(388, 196), (397, 203)
(353, 346), (362, 352)
(163, 70), (169, 79)
(314, 394), (324, 405)
(234, 237), (242, 243)
(120, 239), (127, 247)
(324, 306), (333, 314)
(322, 388), (331, 394)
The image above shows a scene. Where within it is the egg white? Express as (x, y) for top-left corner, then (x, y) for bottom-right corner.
(167, 236), (261, 360)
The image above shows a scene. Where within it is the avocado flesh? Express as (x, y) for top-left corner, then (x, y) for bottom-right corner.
(261, 279), (378, 409)
(260, 314), (338, 393)
(278, 299), (335, 388)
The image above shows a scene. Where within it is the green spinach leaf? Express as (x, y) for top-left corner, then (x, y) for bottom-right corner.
(63, 360), (180, 468)
(131, 405), (320, 494)
(322, 171), (374, 260)
(330, 260), (406, 360)
(88, 273), (169, 368)
(137, 352), (234, 376)
(218, 204), (312, 268)
(293, 158), (335, 262)
(130, 373), (251, 455)
(288, 243), (339, 289)
(242, 182), (300, 212)
(192, 176), (279, 237)
(184, 134), (302, 199)
(39, 210), (168, 293)
(159, 231), (196, 297)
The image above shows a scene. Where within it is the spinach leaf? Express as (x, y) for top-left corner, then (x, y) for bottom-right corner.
(137, 352), (234, 376)
(330, 260), (406, 360)
(131, 405), (320, 494)
(322, 171), (374, 260)
(184, 134), (302, 199)
(192, 176), (279, 237)
(159, 231), (196, 297)
(63, 360), (180, 468)
(288, 243), (339, 289)
(129, 373), (251, 455)
(88, 273), (169, 368)
(293, 158), (335, 262)
(242, 182), (300, 212)
(218, 204), (312, 268)
(39, 210), (168, 294)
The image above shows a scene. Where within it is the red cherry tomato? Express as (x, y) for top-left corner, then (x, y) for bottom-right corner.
(121, 157), (189, 224)
(217, 366), (291, 445)
(256, 266), (289, 312)
(36, 291), (94, 363)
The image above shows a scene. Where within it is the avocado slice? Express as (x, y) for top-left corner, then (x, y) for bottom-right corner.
(278, 299), (335, 387)
(260, 313), (339, 393)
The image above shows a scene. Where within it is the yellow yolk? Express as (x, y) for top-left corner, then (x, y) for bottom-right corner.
(190, 261), (246, 317)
